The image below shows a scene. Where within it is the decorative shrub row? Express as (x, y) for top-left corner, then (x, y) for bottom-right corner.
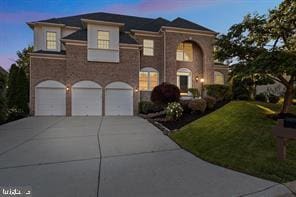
(204, 84), (232, 101)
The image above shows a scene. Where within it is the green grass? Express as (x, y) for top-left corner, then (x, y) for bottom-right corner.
(170, 101), (296, 183)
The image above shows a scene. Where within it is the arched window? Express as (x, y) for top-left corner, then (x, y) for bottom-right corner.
(139, 67), (159, 91)
(214, 71), (225, 85)
(176, 42), (193, 62)
(177, 68), (192, 95)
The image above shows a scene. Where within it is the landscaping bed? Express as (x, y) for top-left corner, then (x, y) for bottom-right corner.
(154, 101), (228, 130)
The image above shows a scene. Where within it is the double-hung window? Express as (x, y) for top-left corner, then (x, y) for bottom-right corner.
(97, 31), (110, 49)
(46, 32), (57, 50)
(143, 40), (154, 56)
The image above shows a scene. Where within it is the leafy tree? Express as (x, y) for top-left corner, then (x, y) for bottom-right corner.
(16, 46), (33, 77)
(215, 0), (296, 113)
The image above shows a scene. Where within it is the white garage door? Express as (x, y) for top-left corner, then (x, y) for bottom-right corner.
(72, 81), (102, 116)
(105, 82), (133, 116)
(35, 80), (66, 116)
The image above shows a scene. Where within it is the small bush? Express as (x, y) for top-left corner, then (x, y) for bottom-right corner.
(151, 83), (180, 105)
(188, 99), (207, 113)
(188, 88), (199, 98)
(268, 94), (280, 104)
(204, 96), (217, 109)
(255, 93), (267, 102)
(179, 100), (191, 113)
(6, 108), (27, 122)
(205, 85), (230, 101)
(165, 102), (183, 121)
(138, 101), (162, 114)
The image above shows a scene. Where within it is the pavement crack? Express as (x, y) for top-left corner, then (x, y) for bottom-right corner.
(96, 117), (104, 197)
(237, 183), (282, 197)
(0, 157), (100, 170)
(0, 117), (66, 157)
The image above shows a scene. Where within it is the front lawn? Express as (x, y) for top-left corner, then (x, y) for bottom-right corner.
(170, 101), (296, 183)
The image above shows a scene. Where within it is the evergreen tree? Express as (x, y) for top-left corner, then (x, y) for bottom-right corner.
(6, 64), (19, 109)
(0, 72), (7, 123)
(14, 67), (29, 113)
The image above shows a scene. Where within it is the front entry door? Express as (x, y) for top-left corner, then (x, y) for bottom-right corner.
(179, 75), (188, 94)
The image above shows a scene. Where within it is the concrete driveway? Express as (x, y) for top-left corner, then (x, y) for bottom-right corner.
(0, 117), (292, 197)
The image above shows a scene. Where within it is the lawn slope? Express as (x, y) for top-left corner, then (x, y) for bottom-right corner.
(170, 101), (296, 183)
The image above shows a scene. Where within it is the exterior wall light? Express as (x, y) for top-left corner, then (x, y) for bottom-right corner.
(66, 87), (70, 91)
(195, 76), (199, 82)
(135, 88), (139, 93)
(200, 78), (205, 83)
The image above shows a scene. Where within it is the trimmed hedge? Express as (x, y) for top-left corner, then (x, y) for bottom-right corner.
(188, 99), (207, 113)
(151, 82), (180, 105)
(205, 84), (231, 101)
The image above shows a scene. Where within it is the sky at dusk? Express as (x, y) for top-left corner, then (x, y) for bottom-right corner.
(0, 0), (282, 71)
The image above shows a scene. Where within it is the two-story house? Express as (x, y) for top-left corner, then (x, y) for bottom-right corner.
(28, 12), (227, 116)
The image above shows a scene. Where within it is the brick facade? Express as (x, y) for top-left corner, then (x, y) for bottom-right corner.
(30, 29), (216, 115)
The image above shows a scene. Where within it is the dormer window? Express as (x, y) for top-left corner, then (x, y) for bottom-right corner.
(97, 31), (110, 49)
(46, 32), (57, 50)
(143, 40), (154, 56)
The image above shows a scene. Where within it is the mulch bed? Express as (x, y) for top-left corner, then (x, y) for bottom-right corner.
(142, 100), (229, 132)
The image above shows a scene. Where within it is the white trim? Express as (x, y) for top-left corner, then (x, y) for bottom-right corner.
(177, 68), (192, 95)
(30, 56), (66, 60)
(36, 80), (65, 88)
(162, 26), (217, 36)
(105, 82), (133, 90)
(88, 47), (119, 51)
(72, 80), (102, 89)
(81, 19), (125, 27)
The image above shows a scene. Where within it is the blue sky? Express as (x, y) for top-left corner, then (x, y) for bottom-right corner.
(0, 0), (282, 70)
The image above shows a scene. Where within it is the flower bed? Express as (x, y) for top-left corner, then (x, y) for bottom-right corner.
(141, 100), (229, 132)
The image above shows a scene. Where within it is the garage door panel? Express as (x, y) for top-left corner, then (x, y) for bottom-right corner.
(105, 89), (133, 116)
(72, 88), (102, 116)
(35, 88), (66, 116)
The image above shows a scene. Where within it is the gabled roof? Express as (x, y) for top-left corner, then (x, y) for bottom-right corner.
(63, 29), (138, 44)
(134, 17), (170, 32)
(32, 12), (215, 33)
(165, 17), (215, 33)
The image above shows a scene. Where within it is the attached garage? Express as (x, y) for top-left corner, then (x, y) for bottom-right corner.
(105, 82), (133, 116)
(72, 81), (102, 116)
(35, 80), (66, 116)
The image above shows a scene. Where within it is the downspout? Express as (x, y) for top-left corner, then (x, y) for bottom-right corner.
(163, 29), (166, 82)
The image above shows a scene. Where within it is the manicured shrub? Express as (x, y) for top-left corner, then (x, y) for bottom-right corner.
(165, 102), (183, 121)
(6, 108), (27, 123)
(188, 88), (199, 98)
(138, 101), (163, 114)
(205, 84), (230, 101)
(151, 82), (180, 105)
(255, 93), (267, 102)
(179, 99), (191, 113)
(237, 94), (250, 101)
(204, 96), (217, 109)
(268, 94), (280, 104)
(188, 99), (207, 113)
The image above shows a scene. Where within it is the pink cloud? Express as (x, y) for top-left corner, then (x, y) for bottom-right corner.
(103, 0), (221, 14)
(0, 11), (53, 24)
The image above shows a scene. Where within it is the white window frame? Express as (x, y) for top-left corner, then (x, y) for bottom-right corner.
(143, 39), (154, 56)
(46, 31), (57, 50)
(97, 31), (110, 49)
(177, 68), (192, 95)
(176, 42), (193, 62)
(139, 67), (159, 91)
